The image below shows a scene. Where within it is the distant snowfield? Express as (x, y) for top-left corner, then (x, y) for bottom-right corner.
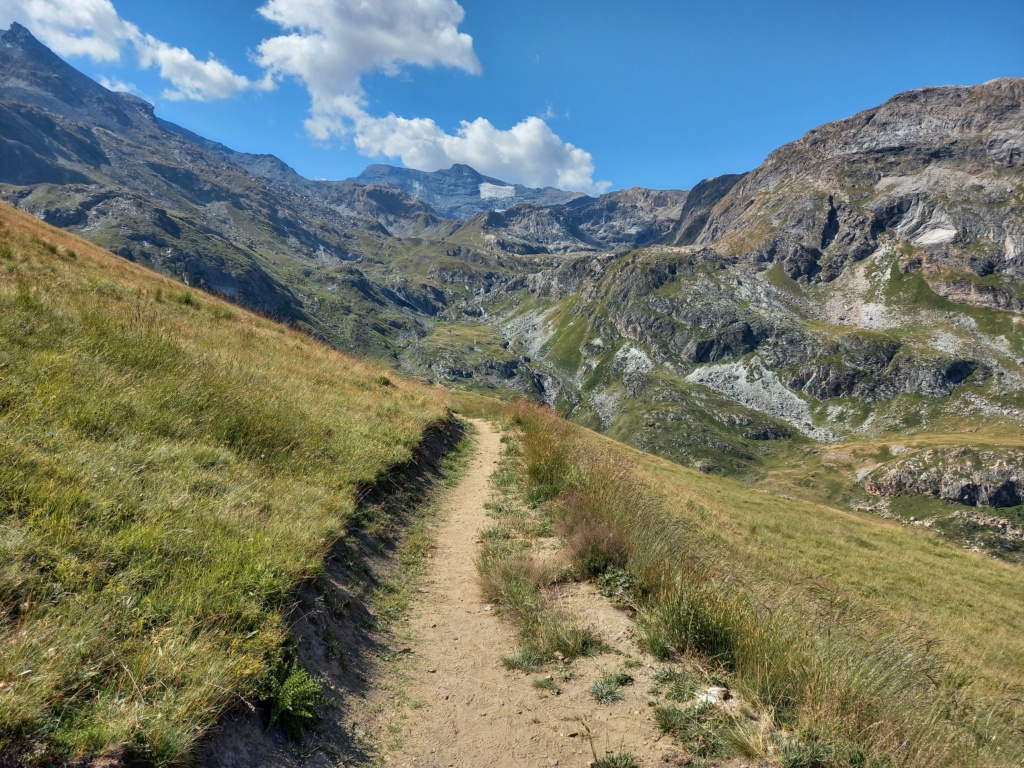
(479, 182), (515, 200)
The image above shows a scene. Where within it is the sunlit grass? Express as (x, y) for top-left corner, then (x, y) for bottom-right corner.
(453, 394), (1024, 767)
(0, 203), (447, 763)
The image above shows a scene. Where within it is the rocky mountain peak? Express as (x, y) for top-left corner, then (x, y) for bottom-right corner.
(447, 163), (483, 177)
(0, 23), (156, 132)
(2, 23), (93, 92)
(689, 78), (1024, 285)
(771, 79), (1023, 168)
(2, 21), (33, 42)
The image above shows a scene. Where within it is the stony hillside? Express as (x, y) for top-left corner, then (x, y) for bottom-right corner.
(434, 81), (1024, 464)
(447, 185), (689, 253)
(686, 79), (1024, 292)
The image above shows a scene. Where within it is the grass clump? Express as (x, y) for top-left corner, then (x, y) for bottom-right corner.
(532, 676), (560, 694)
(0, 203), (447, 763)
(475, 423), (604, 670)
(502, 647), (545, 673)
(174, 288), (200, 307)
(652, 667), (699, 702)
(654, 702), (728, 758)
(529, 613), (604, 661)
(592, 752), (639, 768)
(588, 670), (634, 703)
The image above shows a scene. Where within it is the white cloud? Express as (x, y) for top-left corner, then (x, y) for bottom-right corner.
(255, 0), (479, 132)
(2, 0), (610, 191)
(256, 0), (608, 193)
(0, 0), (258, 101)
(135, 35), (267, 102)
(95, 75), (138, 94)
(0, 0), (131, 60)
(354, 114), (610, 194)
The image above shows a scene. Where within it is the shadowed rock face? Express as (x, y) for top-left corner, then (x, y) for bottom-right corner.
(670, 174), (746, 246)
(451, 187), (690, 254)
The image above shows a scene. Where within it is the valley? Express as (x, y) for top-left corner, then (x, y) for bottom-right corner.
(0, 17), (1023, 768)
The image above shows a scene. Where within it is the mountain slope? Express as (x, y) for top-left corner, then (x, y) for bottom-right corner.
(2, 23), (1023, 542)
(0, 23), (498, 359)
(447, 185), (689, 254)
(455, 82), (1024, 479)
(0, 200), (449, 763)
(690, 79), (1024, 292)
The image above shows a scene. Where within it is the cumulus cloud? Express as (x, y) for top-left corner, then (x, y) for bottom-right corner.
(134, 35), (264, 102)
(1, 0), (610, 191)
(255, 0), (608, 193)
(355, 114), (609, 193)
(0, 0), (130, 60)
(95, 75), (138, 95)
(255, 0), (480, 128)
(0, 0), (259, 101)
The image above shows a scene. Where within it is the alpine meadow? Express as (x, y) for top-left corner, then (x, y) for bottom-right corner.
(0, 5), (1023, 768)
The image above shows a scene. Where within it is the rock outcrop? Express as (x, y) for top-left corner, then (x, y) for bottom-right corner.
(864, 448), (1024, 508)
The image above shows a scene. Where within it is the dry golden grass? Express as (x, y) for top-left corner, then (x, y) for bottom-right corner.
(636, 451), (1024, 693)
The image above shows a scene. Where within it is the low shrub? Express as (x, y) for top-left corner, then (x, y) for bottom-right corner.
(266, 663), (326, 740)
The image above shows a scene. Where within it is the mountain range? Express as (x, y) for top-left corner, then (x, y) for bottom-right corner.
(2, 22), (1023, 556)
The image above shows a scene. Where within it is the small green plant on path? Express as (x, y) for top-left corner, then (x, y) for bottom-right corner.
(592, 752), (640, 768)
(266, 663), (326, 740)
(589, 670), (634, 703)
(532, 676), (560, 694)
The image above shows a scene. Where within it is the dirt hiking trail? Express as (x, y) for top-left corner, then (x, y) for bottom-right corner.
(367, 418), (690, 767)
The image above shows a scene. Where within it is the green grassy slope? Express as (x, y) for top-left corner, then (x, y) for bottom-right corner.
(639, 451), (1024, 691)
(453, 393), (1024, 767)
(0, 202), (448, 763)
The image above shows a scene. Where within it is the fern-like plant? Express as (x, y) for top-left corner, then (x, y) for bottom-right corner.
(267, 663), (326, 739)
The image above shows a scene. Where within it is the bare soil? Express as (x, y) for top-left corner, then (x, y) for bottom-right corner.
(204, 419), (756, 767)
(364, 419), (684, 767)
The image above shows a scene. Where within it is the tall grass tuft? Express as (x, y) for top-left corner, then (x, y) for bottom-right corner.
(475, 421), (604, 667)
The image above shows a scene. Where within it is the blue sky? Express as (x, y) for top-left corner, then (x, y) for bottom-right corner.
(2, 0), (1022, 193)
